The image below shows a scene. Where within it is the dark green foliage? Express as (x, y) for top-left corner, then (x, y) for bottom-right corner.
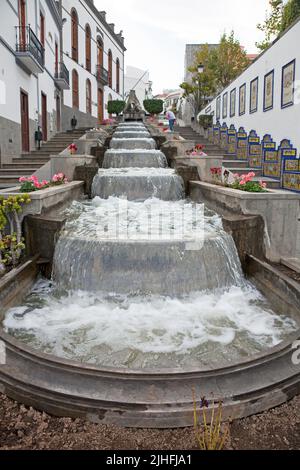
(143, 99), (164, 115)
(198, 115), (213, 129)
(107, 100), (126, 116)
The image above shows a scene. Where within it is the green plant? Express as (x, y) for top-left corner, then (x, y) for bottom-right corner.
(107, 100), (126, 116)
(193, 390), (229, 451)
(0, 195), (31, 274)
(256, 0), (300, 51)
(231, 172), (268, 192)
(199, 115), (213, 129)
(143, 99), (163, 115)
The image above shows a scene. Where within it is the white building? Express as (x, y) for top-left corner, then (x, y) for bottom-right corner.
(199, 18), (300, 152)
(62, 0), (126, 130)
(0, 0), (125, 166)
(124, 66), (152, 109)
(164, 90), (182, 112)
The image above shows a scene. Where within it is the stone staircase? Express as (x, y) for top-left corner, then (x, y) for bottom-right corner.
(0, 129), (88, 189)
(175, 126), (280, 189)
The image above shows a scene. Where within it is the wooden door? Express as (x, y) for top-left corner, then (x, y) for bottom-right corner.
(19, 0), (26, 49)
(20, 90), (29, 152)
(98, 88), (104, 124)
(56, 95), (61, 132)
(41, 93), (47, 141)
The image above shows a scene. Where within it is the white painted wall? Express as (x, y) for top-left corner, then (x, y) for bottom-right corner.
(62, 0), (125, 120)
(199, 19), (300, 153)
(124, 66), (152, 109)
(0, 0), (60, 151)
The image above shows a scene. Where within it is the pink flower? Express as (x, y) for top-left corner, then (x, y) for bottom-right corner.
(239, 180), (246, 186)
(260, 181), (267, 188)
(19, 176), (27, 183)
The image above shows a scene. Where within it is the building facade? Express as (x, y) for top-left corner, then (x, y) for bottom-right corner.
(62, 0), (125, 130)
(199, 18), (300, 152)
(0, 0), (125, 166)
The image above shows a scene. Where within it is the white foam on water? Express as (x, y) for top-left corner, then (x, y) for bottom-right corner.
(105, 149), (164, 155)
(111, 138), (154, 143)
(3, 281), (297, 369)
(96, 168), (176, 176)
(57, 197), (217, 241)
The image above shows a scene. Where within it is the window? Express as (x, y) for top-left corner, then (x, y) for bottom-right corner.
(86, 79), (92, 114)
(40, 12), (45, 47)
(85, 24), (91, 72)
(108, 50), (113, 88)
(71, 8), (78, 62)
(55, 41), (59, 75)
(97, 38), (103, 68)
(72, 69), (79, 108)
(19, 0), (26, 48)
(116, 58), (120, 94)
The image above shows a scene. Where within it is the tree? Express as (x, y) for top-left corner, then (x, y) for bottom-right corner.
(208, 32), (250, 90)
(281, 0), (300, 31)
(143, 99), (163, 115)
(107, 100), (126, 116)
(180, 33), (249, 116)
(180, 44), (217, 117)
(256, 0), (300, 51)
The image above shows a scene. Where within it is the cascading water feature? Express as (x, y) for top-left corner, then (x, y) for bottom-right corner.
(3, 122), (298, 372)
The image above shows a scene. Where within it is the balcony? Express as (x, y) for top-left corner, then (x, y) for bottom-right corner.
(96, 65), (109, 86)
(55, 62), (70, 90)
(15, 26), (45, 74)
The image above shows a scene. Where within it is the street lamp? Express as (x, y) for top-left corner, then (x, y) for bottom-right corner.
(197, 64), (204, 74)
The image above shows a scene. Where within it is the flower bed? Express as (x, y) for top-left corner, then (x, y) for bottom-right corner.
(19, 174), (68, 193)
(210, 169), (267, 193)
(0, 194), (31, 275)
(186, 144), (207, 157)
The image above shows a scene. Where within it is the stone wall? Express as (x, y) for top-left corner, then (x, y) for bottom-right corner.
(61, 103), (98, 132)
(190, 181), (300, 262)
(0, 116), (36, 165)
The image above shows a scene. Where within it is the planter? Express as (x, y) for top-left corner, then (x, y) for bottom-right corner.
(51, 155), (97, 181)
(0, 257), (38, 319)
(195, 155), (223, 183)
(190, 181), (300, 262)
(0, 182), (84, 221)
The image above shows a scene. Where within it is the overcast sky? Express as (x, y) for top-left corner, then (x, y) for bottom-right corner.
(95, 0), (272, 94)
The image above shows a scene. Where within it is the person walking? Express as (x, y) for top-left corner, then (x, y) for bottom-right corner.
(166, 109), (176, 132)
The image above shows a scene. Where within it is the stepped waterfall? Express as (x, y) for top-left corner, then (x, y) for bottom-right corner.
(3, 122), (297, 370)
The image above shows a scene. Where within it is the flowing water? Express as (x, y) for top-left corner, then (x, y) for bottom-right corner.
(3, 122), (298, 370)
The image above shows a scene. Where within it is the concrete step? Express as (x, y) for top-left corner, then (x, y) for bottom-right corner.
(223, 160), (249, 168)
(226, 167), (262, 176)
(12, 159), (49, 165)
(0, 168), (36, 176)
(2, 163), (42, 169)
(0, 183), (17, 190)
(0, 175), (22, 184)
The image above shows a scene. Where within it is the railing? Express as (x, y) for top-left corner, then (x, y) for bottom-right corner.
(96, 65), (109, 85)
(15, 25), (45, 68)
(55, 62), (70, 85)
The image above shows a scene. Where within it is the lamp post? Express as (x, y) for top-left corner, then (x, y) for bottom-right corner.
(192, 64), (205, 122)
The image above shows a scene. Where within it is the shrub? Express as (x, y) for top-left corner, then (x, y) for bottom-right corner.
(143, 99), (164, 115)
(107, 100), (126, 116)
(198, 115), (213, 129)
(0, 194), (31, 273)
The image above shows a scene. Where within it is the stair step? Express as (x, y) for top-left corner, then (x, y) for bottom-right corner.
(0, 169), (37, 175)
(3, 163), (42, 169)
